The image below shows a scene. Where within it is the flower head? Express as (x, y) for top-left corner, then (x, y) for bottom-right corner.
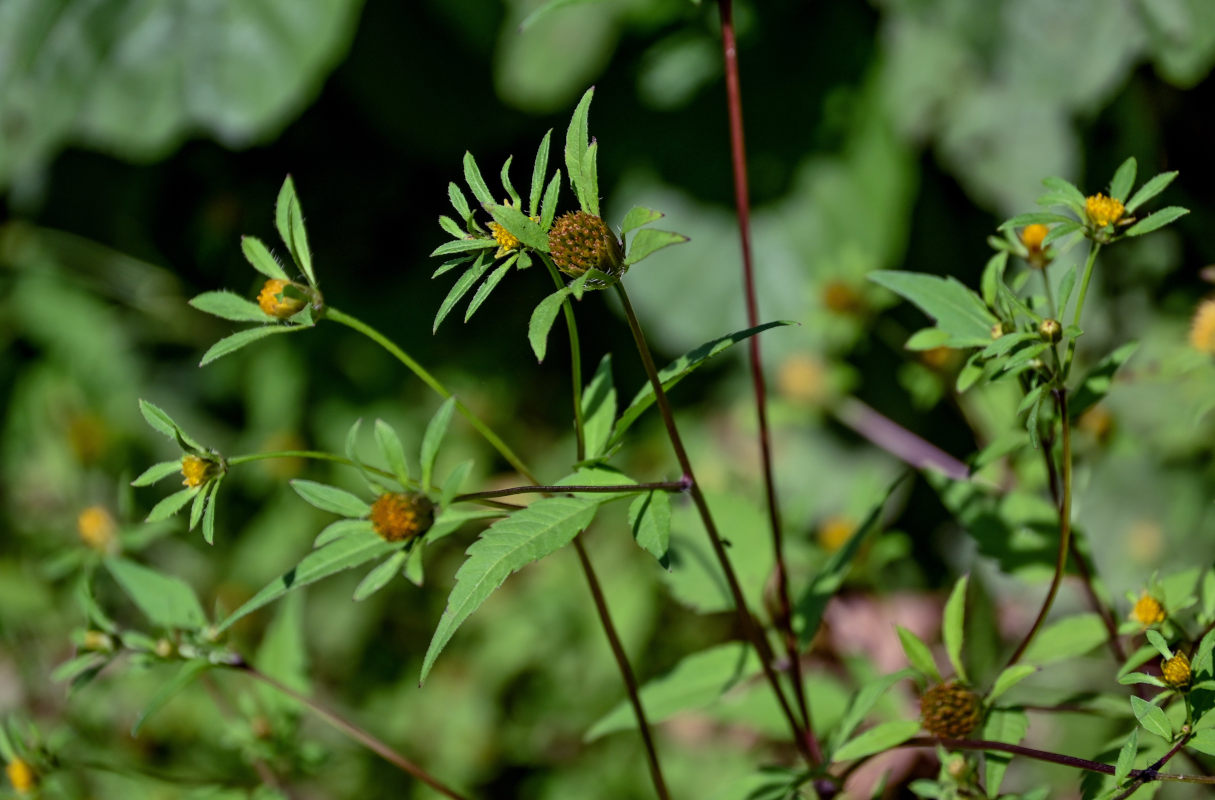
(5, 758), (36, 794)
(920, 681), (983, 738)
(821, 280), (865, 315)
(181, 455), (215, 488)
(257, 279), (307, 318)
(817, 515), (856, 553)
(1162, 650), (1192, 690)
(1131, 592), (1165, 627)
(370, 492), (435, 542)
(1085, 193), (1125, 228)
(548, 211), (625, 280)
(1039, 318), (1062, 343)
(1190, 299), (1215, 355)
(1020, 224), (1052, 268)
(78, 506), (118, 552)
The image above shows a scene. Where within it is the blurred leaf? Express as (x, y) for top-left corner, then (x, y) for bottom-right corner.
(106, 558), (207, 630)
(1069, 341), (1138, 419)
(870, 271), (997, 348)
(1125, 172), (1179, 213)
(199, 325), (302, 367)
(353, 550), (408, 601)
(1023, 614), (1108, 664)
(628, 490), (671, 565)
(132, 661), (212, 736)
(832, 720), (920, 763)
(132, 460), (183, 488)
(374, 419), (412, 487)
(988, 665), (1037, 702)
(1108, 157), (1137, 202)
(290, 480), (370, 518)
(942, 575), (969, 682)
(581, 354), (616, 460)
(440, 459), (474, 508)
(145, 487), (198, 523)
(420, 397), (456, 492)
(1187, 728), (1215, 756)
(828, 669), (916, 759)
(528, 286), (571, 362)
(314, 519), (374, 549)
(1124, 206), (1189, 237)
(255, 593), (309, 720)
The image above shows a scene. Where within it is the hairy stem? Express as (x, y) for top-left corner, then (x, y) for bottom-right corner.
(613, 281), (816, 764)
(235, 664), (471, 800)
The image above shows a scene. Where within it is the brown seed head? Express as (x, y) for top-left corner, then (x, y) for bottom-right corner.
(920, 681), (983, 739)
(547, 211), (625, 280)
(370, 492), (435, 542)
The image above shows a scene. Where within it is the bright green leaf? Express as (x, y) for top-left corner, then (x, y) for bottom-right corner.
(106, 558), (207, 630)
(529, 130), (552, 217)
(353, 550), (408, 601)
(896, 626), (941, 683)
(462, 152), (494, 208)
(290, 480), (370, 518)
(942, 575), (969, 683)
(420, 397), (456, 492)
(625, 228), (688, 266)
(1021, 613), (1108, 664)
(621, 206), (664, 235)
(988, 664), (1037, 702)
(581, 354), (616, 460)
(132, 460), (182, 487)
(832, 720), (921, 763)
(314, 519), (374, 549)
(1125, 171), (1179, 213)
(146, 487), (198, 522)
(564, 87), (594, 211)
(1130, 695), (1172, 741)
(528, 286), (571, 362)
(1109, 157), (1137, 202)
(628, 490), (671, 565)
(1114, 727), (1139, 785)
(869, 271), (998, 348)
(190, 291), (271, 323)
(200, 325), (302, 366)
(1124, 206), (1189, 237)
(241, 236), (290, 281)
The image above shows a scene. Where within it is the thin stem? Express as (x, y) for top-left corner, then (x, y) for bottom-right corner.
(1062, 243), (1101, 381)
(544, 256), (587, 462)
(1006, 389), (1072, 667)
(234, 665), (471, 800)
(717, 0), (812, 745)
(573, 538), (671, 800)
(326, 307), (536, 481)
(454, 480), (688, 503)
(613, 281), (817, 764)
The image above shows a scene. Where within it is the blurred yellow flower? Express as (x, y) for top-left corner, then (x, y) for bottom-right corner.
(1130, 592), (1165, 627)
(77, 506), (117, 552)
(1189, 298), (1215, 355)
(5, 758), (35, 794)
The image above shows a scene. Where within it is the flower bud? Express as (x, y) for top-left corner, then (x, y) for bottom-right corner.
(83, 630), (114, 652)
(181, 455), (216, 488)
(547, 211), (625, 281)
(1020, 224), (1051, 269)
(370, 492), (435, 542)
(1039, 318), (1062, 343)
(920, 681), (982, 739)
(1162, 650), (1192, 690)
(1085, 193), (1124, 229)
(257, 279), (308, 318)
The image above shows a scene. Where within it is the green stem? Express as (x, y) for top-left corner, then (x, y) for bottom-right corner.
(326, 307), (537, 482)
(1062, 243), (1101, 381)
(454, 480), (688, 503)
(227, 450), (389, 477)
(612, 281), (816, 764)
(543, 256), (587, 462)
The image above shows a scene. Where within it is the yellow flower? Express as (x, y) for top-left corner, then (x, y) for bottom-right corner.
(1085, 193), (1125, 228)
(1162, 650), (1191, 690)
(1020, 224), (1049, 251)
(817, 515), (856, 553)
(257, 279), (307, 318)
(77, 506), (118, 552)
(821, 280), (865, 315)
(370, 492), (435, 542)
(1131, 592), (1165, 627)
(181, 455), (213, 488)
(488, 222), (521, 259)
(778, 354), (828, 407)
(5, 758), (36, 794)
(1189, 298), (1215, 355)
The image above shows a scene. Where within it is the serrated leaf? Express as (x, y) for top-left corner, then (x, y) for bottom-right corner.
(625, 228), (688, 266)
(374, 420), (411, 487)
(896, 626), (941, 683)
(1124, 206), (1189, 237)
(585, 644), (755, 740)
(628, 490), (671, 564)
(448, 182), (472, 223)
(200, 325), (301, 366)
(607, 321), (794, 451)
(942, 575), (968, 682)
(462, 152), (494, 208)
(529, 130), (552, 217)
(581, 354), (616, 460)
(500, 155), (521, 208)
(434, 253), (491, 333)
(832, 720), (920, 763)
(106, 557), (207, 630)
(1021, 614), (1117, 664)
(983, 708), (1029, 797)
(146, 487), (198, 522)
(353, 550), (408, 601)
(218, 530), (398, 632)
(528, 286), (571, 362)
(1109, 157), (1137, 202)
(1069, 341), (1138, 419)
(132, 660), (212, 736)
(438, 215), (465, 239)
(540, 171), (561, 230)
(241, 236), (290, 281)
(581, 140), (599, 216)
(464, 260), (515, 322)
(190, 291), (271, 323)
(828, 669), (916, 758)
(420, 495), (599, 683)
(315, 519), (374, 549)
(869, 271), (997, 348)
(621, 206), (664, 235)
(565, 87), (594, 209)
(988, 664), (1037, 702)
(486, 204), (548, 251)
(131, 460), (182, 487)
(1130, 695), (1172, 741)
(290, 480), (370, 518)
(1125, 171), (1179, 213)
(1114, 727), (1140, 785)
(420, 397), (456, 492)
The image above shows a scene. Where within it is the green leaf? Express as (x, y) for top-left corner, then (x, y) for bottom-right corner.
(200, 325), (302, 366)
(255, 593), (309, 720)
(997, 212), (1076, 230)
(540, 171), (561, 230)
(138, 399), (205, 452)
(438, 215), (465, 239)
(628, 490), (671, 565)
(988, 664), (1037, 702)
(188, 479), (215, 531)
(1109, 157), (1137, 202)
(1114, 727), (1139, 786)
(433, 253), (491, 332)
(448, 182), (472, 223)
(429, 238), (496, 258)
(420, 397), (456, 492)
(828, 670), (916, 758)
(146, 487), (199, 522)
(314, 519), (373, 548)
(564, 87), (594, 211)
(942, 575), (969, 682)
(1145, 629), (1172, 660)
(1069, 342), (1138, 420)
(132, 660), (212, 736)
(980, 251), (1009, 309)
(440, 459), (475, 508)
(51, 652), (109, 688)
(1022, 613), (1108, 664)
(464, 260), (516, 322)
(832, 720), (921, 763)
(585, 644), (755, 740)
(528, 130), (552, 217)
(1130, 695), (1172, 741)
(290, 480), (370, 518)
(607, 321), (793, 451)
(581, 355), (616, 460)
(905, 328), (952, 351)
(896, 626), (941, 683)
(528, 286), (571, 362)
(486, 203), (548, 251)
(1124, 206), (1189, 237)
(201, 475), (222, 545)
(131, 460), (182, 487)
(625, 228), (689, 266)
(190, 291), (270, 323)
(106, 557), (207, 630)
(420, 495), (598, 683)
(275, 176), (314, 286)
(982, 708), (1028, 797)
(426, 507), (504, 545)
(1125, 171), (1179, 213)
(241, 236), (290, 281)
(218, 530), (398, 632)
(1187, 728), (1215, 757)
(463, 152), (495, 208)
(621, 206), (664, 235)
(869, 271), (998, 348)
(581, 140), (599, 216)
(1041, 177), (1087, 212)
(500, 155), (521, 209)
(374, 420), (411, 487)
(353, 550), (408, 601)
(405, 544), (425, 587)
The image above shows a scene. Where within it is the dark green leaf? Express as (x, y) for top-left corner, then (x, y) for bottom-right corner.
(625, 229), (688, 266)
(462, 152), (494, 207)
(106, 558), (207, 630)
(869, 271), (997, 347)
(241, 236), (290, 281)
(314, 519), (373, 548)
(132, 661), (212, 736)
(487, 203), (548, 251)
(942, 575), (969, 682)
(564, 87), (594, 211)
(1125, 171), (1179, 213)
(628, 490), (671, 565)
(828, 669), (916, 758)
(500, 155), (521, 208)
(290, 480), (370, 518)
(420, 397), (456, 492)
(429, 238), (496, 258)
(433, 253), (491, 332)
(440, 459), (475, 508)
(529, 130), (552, 217)
(146, 487), (198, 522)
(353, 550), (408, 601)
(190, 291), (269, 323)
(832, 720), (920, 763)
(1114, 727), (1139, 785)
(465, 260), (517, 323)
(983, 708), (1028, 797)
(1124, 206), (1189, 237)
(1109, 157), (1137, 202)
(528, 286), (571, 362)
(200, 325), (301, 366)
(896, 626), (941, 683)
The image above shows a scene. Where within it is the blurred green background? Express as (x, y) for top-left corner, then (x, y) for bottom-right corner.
(2, 0), (1215, 797)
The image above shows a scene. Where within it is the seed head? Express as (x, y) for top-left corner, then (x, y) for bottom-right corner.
(181, 455), (214, 488)
(257, 279), (307, 318)
(547, 211), (625, 280)
(1190, 299), (1215, 355)
(78, 506), (118, 552)
(1131, 593), (1165, 627)
(1085, 193), (1125, 228)
(5, 758), (36, 794)
(920, 681), (983, 739)
(1162, 650), (1192, 690)
(370, 492), (435, 542)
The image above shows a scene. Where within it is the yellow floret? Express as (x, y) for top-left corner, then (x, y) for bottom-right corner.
(181, 455), (212, 488)
(1190, 299), (1215, 355)
(1131, 593), (1165, 627)
(1162, 650), (1191, 690)
(1020, 224), (1049, 250)
(6, 758), (36, 794)
(78, 506), (117, 552)
(1085, 193), (1125, 228)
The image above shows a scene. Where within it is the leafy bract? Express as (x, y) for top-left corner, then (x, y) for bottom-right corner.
(275, 176), (314, 286)
(200, 325), (303, 367)
(528, 286), (571, 362)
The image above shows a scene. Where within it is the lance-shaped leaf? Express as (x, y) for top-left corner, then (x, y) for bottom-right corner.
(628, 490), (671, 565)
(190, 291), (271, 323)
(983, 707), (1028, 796)
(529, 130), (552, 217)
(832, 720), (920, 763)
(131, 460), (184, 487)
(138, 399), (205, 452)
(275, 176), (315, 287)
(290, 480), (371, 518)
(465, 259), (517, 323)
(106, 557), (207, 631)
(374, 419), (411, 487)
(1108, 157), (1137, 202)
(581, 354), (616, 460)
(620, 206), (664, 235)
(564, 87), (595, 212)
(420, 495), (599, 683)
(434, 253), (491, 332)
(528, 286), (571, 362)
(420, 397), (456, 492)
(942, 574), (969, 682)
(200, 325), (303, 366)
(1069, 341), (1138, 420)
(241, 236), (290, 281)
(462, 152), (495, 207)
(1125, 171), (1178, 213)
(869, 271), (998, 348)
(487, 203), (548, 251)
(828, 669), (916, 758)
(1124, 206), (1189, 237)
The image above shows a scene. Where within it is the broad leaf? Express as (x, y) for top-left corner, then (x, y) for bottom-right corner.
(1022, 614), (1108, 664)
(528, 286), (571, 362)
(1130, 695), (1172, 741)
(625, 229), (688, 266)
(106, 558), (207, 630)
(487, 204), (547, 252)
(620, 206), (664, 235)
(869, 271), (997, 348)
